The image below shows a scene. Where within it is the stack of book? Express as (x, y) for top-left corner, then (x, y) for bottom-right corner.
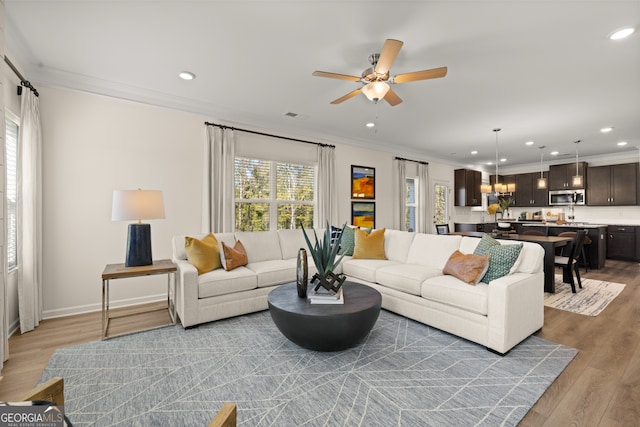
(308, 287), (344, 304)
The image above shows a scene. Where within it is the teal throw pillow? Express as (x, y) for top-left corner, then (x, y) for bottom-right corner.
(338, 226), (370, 256)
(474, 235), (523, 283)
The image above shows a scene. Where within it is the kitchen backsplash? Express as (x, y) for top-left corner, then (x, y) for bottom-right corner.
(454, 205), (640, 225)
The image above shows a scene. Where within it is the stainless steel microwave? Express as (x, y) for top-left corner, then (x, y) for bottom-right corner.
(549, 189), (585, 206)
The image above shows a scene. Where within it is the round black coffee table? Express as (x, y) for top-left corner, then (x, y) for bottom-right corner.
(267, 281), (381, 351)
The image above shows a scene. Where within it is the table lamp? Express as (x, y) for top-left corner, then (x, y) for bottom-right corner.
(112, 189), (165, 267)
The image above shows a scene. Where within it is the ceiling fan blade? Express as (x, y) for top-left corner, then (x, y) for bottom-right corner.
(393, 67), (448, 83)
(383, 89), (403, 106)
(312, 71), (361, 82)
(374, 39), (403, 75)
(330, 88), (363, 104)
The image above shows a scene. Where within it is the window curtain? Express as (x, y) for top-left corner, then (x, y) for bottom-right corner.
(416, 162), (431, 233)
(202, 126), (236, 233)
(17, 90), (43, 333)
(316, 145), (337, 227)
(392, 159), (407, 230)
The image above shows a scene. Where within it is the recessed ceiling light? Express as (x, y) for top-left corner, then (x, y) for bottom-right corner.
(471, 150), (478, 155)
(365, 122), (375, 128)
(609, 27), (635, 40)
(179, 71), (196, 80)
(617, 141), (628, 146)
(600, 126), (614, 133)
(486, 161), (493, 165)
(550, 151), (559, 156)
(500, 158), (507, 162)
(525, 141), (535, 146)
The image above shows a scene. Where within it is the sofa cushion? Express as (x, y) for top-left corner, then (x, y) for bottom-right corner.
(421, 275), (489, 316)
(443, 250), (490, 285)
(405, 234), (463, 269)
(221, 240), (249, 271)
(198, 267), (257, 298)
(375, 263), (443, 295)
(184, 233), (222, 275)
(278, 229), (310, 260)
(383, 229), (415, 263)
(342, 259), (399, 283)
(234, 231), (282, 263)
(247, 259), (296, 288)
(473, 237), (523, 283)
(353, 228), (386, 259)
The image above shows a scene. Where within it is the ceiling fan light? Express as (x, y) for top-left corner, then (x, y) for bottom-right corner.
(362, 81), (390, 102)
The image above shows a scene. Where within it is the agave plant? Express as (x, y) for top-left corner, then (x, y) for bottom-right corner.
(301, 221), (346, 278)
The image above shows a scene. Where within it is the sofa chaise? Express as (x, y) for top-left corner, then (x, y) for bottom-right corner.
(171, 228), (545, 354)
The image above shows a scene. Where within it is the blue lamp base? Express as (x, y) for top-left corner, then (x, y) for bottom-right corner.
(125, 223), (153, 267)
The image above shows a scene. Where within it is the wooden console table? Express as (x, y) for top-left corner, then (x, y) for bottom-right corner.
(101, 259), (177, 340)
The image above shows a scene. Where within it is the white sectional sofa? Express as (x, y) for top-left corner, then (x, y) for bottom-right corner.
(171, 228), (545, 354)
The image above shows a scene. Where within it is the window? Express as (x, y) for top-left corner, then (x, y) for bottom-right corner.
(405, 178), (417, 232)
(234, 157), (315, 231)
(434, 182), (449, 226)
(6, 117), (19, 270)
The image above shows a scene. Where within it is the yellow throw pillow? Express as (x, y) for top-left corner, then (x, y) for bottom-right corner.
(353, 228), (387, 259)
(221, 240), (249, 271)
(185, 233), (222, 275)
(443, 250), (490, 285)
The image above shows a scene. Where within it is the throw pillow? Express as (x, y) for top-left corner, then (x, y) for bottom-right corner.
(353, 228), (387, 259)
(338, 226), (359, 256)
(330, 225), (342, 248)
(474, 238), (523, 283)
(221, 240), (249, 271)
(184, 233), (222, 275)
(443, 250), (490, 285)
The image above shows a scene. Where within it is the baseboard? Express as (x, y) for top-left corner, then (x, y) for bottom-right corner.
(42, 293), (168, 320)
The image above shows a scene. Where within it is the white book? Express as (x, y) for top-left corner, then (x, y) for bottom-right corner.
(308, 288), (344, 304)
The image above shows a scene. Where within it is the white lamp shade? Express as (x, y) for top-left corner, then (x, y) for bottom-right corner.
(112, 189), (165, 221)
(362, 81), (390, 101)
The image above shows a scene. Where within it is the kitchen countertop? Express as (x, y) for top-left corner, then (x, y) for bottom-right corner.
(521, 222), (607, 228)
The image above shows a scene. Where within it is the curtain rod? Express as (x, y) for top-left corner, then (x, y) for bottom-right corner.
(4, 56), (39, 97)
(205, 121), (335, 148)
(395, 156), (428, 165)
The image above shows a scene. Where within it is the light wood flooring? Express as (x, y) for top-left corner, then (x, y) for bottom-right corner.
(1, 261), (639, 426)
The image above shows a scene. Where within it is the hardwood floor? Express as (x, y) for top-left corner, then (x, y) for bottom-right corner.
(1, 261), (639, 426)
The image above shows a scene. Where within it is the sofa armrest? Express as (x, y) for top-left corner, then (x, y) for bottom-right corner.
(173, 258), (199, 327)
(486, 271), (544, 354)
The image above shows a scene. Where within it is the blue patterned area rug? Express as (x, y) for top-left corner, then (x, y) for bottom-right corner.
(41, 310), (576, 426)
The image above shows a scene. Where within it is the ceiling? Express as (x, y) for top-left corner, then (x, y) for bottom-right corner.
(5, 1), (640, 170)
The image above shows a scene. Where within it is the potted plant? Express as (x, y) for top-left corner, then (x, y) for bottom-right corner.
(301, 221), (347, 293)
(499, 197), (513, 218)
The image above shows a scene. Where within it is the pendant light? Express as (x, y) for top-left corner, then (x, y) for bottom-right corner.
(537, 146), (547, 189)
(483, 128), (514, 195)
(572, 140), (583, 187)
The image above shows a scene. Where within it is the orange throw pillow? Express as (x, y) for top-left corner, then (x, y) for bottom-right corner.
(443, 250), (490, 285)
(221, 240), (249, 271)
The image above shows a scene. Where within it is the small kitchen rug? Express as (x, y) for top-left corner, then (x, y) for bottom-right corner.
(545, 275), (626, 316)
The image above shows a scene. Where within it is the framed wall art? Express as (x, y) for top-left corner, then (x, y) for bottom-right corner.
(351, 202), (375, 229)
(351, 165), (375, 199)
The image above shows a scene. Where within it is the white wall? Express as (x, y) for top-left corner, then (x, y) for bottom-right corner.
(36, 85), (457, 319)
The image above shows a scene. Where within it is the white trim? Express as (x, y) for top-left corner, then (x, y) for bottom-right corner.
(41, 293), (168, 320)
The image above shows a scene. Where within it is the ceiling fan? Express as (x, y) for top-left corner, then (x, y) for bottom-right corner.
(312, 39), (447, 106)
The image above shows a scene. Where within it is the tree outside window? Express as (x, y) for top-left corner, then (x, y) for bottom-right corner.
(235, 157), (315, 231)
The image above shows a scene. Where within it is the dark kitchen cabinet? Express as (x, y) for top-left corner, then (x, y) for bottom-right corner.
(607, 225), (637, 261)
(587, 163), (637, 206)
(549, 162), (587, 190)
(454, 169), (482, 206)
(514, 172), (548, 207)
